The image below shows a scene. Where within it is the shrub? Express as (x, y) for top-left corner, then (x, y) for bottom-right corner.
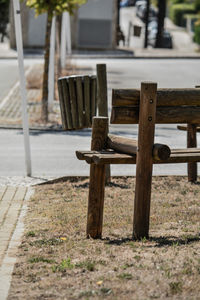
(170, 3), (196, 27)
(194, 19), (200, 44)
(194, 0), (200, 12)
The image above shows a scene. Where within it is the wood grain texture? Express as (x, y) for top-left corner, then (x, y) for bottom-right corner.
(111, 106), (200, 124)
(75, 76), (84, 128)
(87, 117), (109, 239)
(106, 134), (138, 155)
(57, 79), (67, 130)
(90, 76), (97, 123)
(61, 78), (73, 129)
(97, 64), (108, 117)
(84, 76), (91, 127)
(68, 77), (79, 129)
(187, 124), (197, 182)
(112, 88), (200, 107)
(133, 82), (157, 240)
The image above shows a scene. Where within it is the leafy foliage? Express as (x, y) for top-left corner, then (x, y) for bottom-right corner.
(194, 19), (200, 44)
(169, 3), (195, 26)
(0, 0), (9, 41)
(24, 0), (86, 19)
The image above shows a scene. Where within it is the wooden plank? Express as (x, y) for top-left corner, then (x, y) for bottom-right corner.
(68, 77), (79, 129)
(84, 75), (91, 127)
(61, 78), (73, 130)
(90, 76), (97, 123)
(112, 88), (200, 107)
(97, 64), (108, 117)
(187, 124), (197, 182)
(178, 125), (200, 132)
(111, 106), (200, 124)
(133, 82), (157, 240)
(87, 117), (109, 239)
(75, 76), (84, 128)
(57, 79), (68, 130)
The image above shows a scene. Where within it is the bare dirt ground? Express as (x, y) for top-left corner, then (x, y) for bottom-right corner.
(8, 176), (200, 300)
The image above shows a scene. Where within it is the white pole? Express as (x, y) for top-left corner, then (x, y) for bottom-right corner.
(48, 15), (56, 111)
(60, 13), (67, 69)
(13, 0), (32, 176)
(66, 12), (72, 55)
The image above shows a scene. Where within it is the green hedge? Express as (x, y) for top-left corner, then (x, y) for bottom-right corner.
(195, 0), (200, 12)
(170, 3), (196, 27)
(194, 20), (200, 44)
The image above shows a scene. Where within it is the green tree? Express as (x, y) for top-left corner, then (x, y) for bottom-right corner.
(0, 0), (9, 42)
(24, 0), (86, 123)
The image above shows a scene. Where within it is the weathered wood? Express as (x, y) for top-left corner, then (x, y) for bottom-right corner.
(75, 76), (84, 128)
(84, 75), (91, 127)
(112, 88), (200, 107)
(90, 76), (97, 123)
(177, 125), (200, 132)
(187, 124), (197, 182)
(133, 82), (157, 240)
(153, 143), (171, 161)
(106, 134), (138, 155)
(57, 79), (67, 130)
(87, 117), (109, 239)
(61, 78), (73, 130)
(96, 64), (110, 183)
(77, 148), (200, 165)
(68, 77), (78, 129)
(97, 64), (108, 117)
(111, 106), (200, 124)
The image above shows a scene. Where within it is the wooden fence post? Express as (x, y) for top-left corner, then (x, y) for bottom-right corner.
(96, 64), (110, 183)
(87, 117), (109, 239)
(187, 125), (197, 182)
(133, 82), (157, 240)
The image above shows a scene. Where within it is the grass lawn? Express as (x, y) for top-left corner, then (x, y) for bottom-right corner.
(8, 176), (200, 300)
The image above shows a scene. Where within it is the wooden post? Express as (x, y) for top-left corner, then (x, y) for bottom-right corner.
(87, 117), (108, 239)
(96, 64), (110, 183)
(133, 82), (157, 240)
(187, 124), (197, 182)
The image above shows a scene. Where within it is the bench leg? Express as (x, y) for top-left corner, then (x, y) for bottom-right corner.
(86, 116), (108, 239)
(133, 82), (157, 240)
(187, 124), (197, 182)
(87, 164), (106, 238)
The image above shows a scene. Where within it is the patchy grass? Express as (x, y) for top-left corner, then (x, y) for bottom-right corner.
(8, 176), (200, 300)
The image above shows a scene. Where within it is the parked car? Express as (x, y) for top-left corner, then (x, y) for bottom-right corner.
(120, 0), (135, 7)
(137, 4), (157, 22)
(148, 29), (173, 48)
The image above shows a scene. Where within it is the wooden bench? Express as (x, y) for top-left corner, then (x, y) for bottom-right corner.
(76, 82), (200, 240)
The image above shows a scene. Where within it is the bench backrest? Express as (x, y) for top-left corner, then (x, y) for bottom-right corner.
(111, 88), (200, 124)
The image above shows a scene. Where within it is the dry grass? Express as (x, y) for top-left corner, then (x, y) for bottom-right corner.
(8, 176), (200, 300)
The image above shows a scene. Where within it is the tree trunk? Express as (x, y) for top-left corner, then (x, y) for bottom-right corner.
(144, 0), (150, 48)
(41, 9), (52, 123)
(155, 0), (166, 48)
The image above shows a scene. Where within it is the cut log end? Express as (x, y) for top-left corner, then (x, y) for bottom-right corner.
(153, 143), (171, 161)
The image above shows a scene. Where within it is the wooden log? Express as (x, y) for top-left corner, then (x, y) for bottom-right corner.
(68, 77), (79, 129)
(57, 79), (67, 130)
(87, 117), (109, 239)
(187, 124), (197, 182)
(112, 88), (200, 107)
(90, 76), (97, 123)
(107, 134), (170, 161)
(153, 143), (171, 161)
(75, 76), (84, 128)
(61, 78), (73, 130)
(106, 134), (138, 155)
(133, 82), (157, 240)
(111, 106), (200, 124)
(84, 75), (91, 127)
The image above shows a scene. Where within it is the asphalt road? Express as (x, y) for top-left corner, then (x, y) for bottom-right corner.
(1, 58), (200, 177)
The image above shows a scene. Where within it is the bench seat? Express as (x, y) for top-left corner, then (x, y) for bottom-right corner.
(76, 148), (200, 165)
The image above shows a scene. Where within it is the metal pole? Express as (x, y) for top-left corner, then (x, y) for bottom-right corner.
(13, 0), (32, 176)
(144, 0), (150, 48)
(48, 15), (56, 111)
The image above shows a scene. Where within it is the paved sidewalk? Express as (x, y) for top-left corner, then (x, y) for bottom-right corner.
(0, 186), (33, 300)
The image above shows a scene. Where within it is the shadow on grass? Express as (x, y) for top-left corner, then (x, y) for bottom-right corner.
(104, 234), (200, 247)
